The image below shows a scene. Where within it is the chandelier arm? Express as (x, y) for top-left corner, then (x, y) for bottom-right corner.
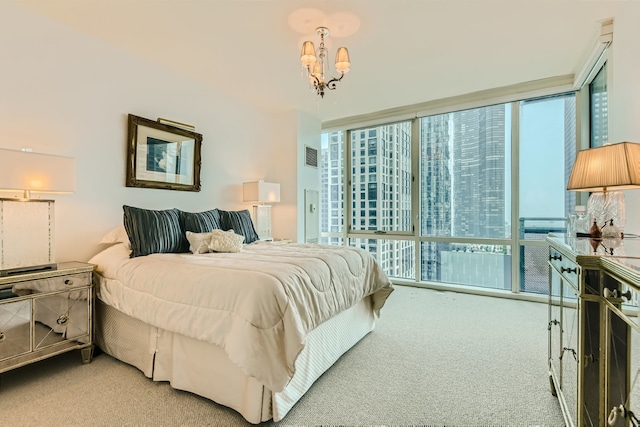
(325, 73), (345, 91)
(308, 73), (326, 97)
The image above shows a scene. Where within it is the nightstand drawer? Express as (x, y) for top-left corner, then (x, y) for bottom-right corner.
(10, 272), (91, 295)
(548, 247), (579, 290)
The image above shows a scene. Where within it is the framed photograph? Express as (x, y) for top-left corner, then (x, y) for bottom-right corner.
(126, 114), (202, 191)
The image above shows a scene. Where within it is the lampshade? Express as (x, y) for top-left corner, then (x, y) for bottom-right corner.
(243, 181), (280, 203)
(335, 47), (351, 73)
(0, 149), (76, 196)
(300, 41), (317, 68)
(566, 142), (640, 192)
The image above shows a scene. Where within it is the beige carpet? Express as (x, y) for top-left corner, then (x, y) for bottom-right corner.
(0, 285), (565, 426)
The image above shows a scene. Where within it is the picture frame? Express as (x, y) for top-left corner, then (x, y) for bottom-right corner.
(126, 114), (202, 192)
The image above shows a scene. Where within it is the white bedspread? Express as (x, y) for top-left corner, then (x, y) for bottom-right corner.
(89, 242), (393, 392)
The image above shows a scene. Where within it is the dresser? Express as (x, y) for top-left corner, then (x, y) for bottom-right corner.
(0, 262), (94, 374)
(547, 234), (640, 426)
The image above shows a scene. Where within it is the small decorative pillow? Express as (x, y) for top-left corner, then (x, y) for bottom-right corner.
(98, 225), (131, 250)
(208, 229), (245, 253)
(185, 231), (213, 254)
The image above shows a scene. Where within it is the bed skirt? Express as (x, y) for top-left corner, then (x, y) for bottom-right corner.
(95, 295), (376, 423)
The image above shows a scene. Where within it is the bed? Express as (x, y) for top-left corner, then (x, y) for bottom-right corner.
(88, 213), (394, 423)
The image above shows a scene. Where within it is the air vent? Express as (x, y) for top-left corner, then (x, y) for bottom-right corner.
(305, 146), (318, 168)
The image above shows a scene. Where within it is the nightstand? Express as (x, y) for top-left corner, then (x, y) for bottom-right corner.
(0, 262), (95, 374)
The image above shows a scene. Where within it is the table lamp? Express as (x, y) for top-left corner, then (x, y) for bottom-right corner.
(567, 142), (640, 239)
(242, 180), (280, 240)
(0, 148), (75, 276)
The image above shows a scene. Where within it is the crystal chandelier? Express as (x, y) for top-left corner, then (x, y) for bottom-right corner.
(300, 27), (350, 98)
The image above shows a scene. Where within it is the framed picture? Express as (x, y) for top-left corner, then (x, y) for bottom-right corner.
(126, 114), (202, 191)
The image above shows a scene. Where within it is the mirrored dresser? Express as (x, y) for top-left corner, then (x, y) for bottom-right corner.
(0, 262), (94, 374)
(547, 234), (640, 427)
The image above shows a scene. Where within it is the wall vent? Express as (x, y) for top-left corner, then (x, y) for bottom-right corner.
(305, 146), (318, 168)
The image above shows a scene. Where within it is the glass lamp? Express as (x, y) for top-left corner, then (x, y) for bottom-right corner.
(0, 148), (75, 275)
(242, 180), (280, 240)
(567, 142), (640, 239)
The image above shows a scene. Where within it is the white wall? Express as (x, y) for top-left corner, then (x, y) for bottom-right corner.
(0, 2), (288, 262)
(608, 2), (640, 235)
(268, 110), (321, 243)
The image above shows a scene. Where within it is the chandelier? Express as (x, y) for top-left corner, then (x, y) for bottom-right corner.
(300, 27), (350, 98)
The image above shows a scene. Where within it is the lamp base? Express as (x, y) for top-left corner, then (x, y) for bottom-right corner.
(251, 205), (272, 240)
(586, 191), (626, 231)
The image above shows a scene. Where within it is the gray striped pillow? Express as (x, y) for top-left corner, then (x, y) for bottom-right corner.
(220, 209), (259, 244)
(123, 205), (189, 257)
(180, 209), (222, 233)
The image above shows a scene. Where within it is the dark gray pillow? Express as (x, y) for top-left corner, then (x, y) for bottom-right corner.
(180, 209), (222, 233)
(219, 209), (259, 244)
(123, 205), (189, 257)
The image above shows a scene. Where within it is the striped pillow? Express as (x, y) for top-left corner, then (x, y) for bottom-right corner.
(123, 205), (189, 257)
(180, 209), (222, 233)
(219, 209), (259, 244)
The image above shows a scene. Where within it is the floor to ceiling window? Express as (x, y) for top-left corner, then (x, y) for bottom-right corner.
(419, 104), (511, 290)
(320, 89), (578, 296)
(518, 94), (576, 294)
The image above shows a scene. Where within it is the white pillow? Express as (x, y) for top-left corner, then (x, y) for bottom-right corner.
(208, 229), (244, 253)
(99, 225), (131, 250)
(185, 231), (213, 254)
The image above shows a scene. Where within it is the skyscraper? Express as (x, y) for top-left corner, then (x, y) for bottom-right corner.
(451, 106), (506, 239)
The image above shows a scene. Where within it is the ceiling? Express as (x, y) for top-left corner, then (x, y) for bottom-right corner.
(13, 0), (622, 123)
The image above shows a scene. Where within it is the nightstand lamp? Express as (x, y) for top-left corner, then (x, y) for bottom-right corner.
(0, 148), (75, 276)
(242, 180), (280, 240)
(567, 142), (640, 239)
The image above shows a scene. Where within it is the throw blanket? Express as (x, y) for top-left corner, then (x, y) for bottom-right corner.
(89, 242), (394, 392)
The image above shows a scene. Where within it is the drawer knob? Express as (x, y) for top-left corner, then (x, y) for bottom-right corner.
(64, 279), (73, 286)
(549, 254), (562, 261)
(604, 288), (633, 301)
(57, 314), (69, 326)
(0, 332), (4, 342)
(561, 267), (577, 274)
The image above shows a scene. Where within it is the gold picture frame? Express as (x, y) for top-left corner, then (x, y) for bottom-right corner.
(126, 114), (202, 192)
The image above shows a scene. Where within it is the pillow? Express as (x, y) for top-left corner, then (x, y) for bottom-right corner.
(185, 231), (212, 254)
(98, 225), (131, 250)
(219, 209), (259, 244)
(208, 229), (244, 253)
(123, 205), (189, 258)
(180, 209), (222, 233)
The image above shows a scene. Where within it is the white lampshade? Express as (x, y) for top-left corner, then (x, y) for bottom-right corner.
(335, 47), (351, 73)
(300, 41), (317, 68)
(0, 149), (76, 196)
(243, 180), (280, 203)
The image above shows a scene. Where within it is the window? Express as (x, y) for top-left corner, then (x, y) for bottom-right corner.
(350, 122), (412, 233)
(320, 87), (577, 294)
(420, 104), (511, 239)
(519, 94), (576, 294)
(589, 63), (608, 148)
